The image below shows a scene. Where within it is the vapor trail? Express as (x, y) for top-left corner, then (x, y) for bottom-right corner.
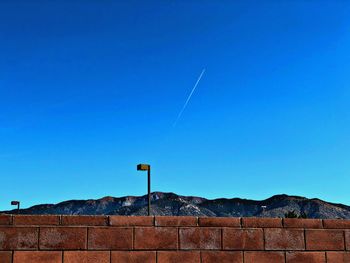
(173, 68), (206, 127)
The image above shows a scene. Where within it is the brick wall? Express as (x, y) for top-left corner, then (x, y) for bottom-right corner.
(1, 214), (350, 262)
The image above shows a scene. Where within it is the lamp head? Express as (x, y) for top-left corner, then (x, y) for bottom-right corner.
(137, 164), (150, 171)
(11, 201), (19, 206)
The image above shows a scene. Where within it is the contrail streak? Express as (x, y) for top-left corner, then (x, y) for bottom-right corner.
(173, 68), (206, 127)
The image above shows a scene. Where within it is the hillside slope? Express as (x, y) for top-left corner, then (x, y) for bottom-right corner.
(2, 192), (350, 219)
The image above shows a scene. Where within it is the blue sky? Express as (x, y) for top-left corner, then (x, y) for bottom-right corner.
(1, 1), (350, 210)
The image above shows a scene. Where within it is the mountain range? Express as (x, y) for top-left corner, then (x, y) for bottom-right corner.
(2, 192), (350, 219)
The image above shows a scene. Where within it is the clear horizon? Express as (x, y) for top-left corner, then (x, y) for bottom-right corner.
(1, 1), (350, 211)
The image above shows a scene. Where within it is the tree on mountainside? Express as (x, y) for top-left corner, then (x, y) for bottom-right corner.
(284, 210), (308, 218)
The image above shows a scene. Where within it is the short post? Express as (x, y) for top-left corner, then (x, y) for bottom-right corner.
(11, 201), (20, 214)
(137, 164), (151, 216)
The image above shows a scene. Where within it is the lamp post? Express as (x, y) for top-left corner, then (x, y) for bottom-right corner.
(11, 201), (20, 214)
(137, 164), (151, 216)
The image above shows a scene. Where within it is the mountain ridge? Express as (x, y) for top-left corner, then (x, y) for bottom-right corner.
(2, 192), (350, 219)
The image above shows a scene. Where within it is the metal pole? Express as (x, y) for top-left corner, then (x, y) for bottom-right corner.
(148, 167), (151, 216)
(17, 203), (20, 214)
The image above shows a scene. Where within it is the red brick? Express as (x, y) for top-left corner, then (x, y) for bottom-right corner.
(155, 216), (197, 226)
(306, 230), (344, 250)
(39, 227), (87, 250)
(242, 217), (282, 228)
(201, 251), (243, 263)
(0, 227), (38, 250)
(327, 252), (350, 263)
(283, 218), (323, 229)
(134, 227), (177, 250)
(0, 251), (12, 263)
(286, 252), (326, 263)
(61, 216), (108, 226)
(324, 219), (350, 229)
(112, 251), (156, 263)
(13, 215), (60, 226)
(223, 228), (263, 250)
(265, 228), (304, 250)
(199, 217), (240, 227)
(109, 216), (154, 226)
(88, 227), (132, 250)
(157, 251), (200, 263)
(0, 215), (12, 225)
(179, 227), (221, 250)
(244, 252), (285, 263)
(64, 251), (110, 263)
(346, 231), (350, 250)
(13, 251), (62, 263)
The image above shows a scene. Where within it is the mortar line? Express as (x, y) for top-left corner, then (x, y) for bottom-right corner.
(38, 227), (41, 250)
(220, 228), (223, 250)
(86, 227), (89, 250)
(262, 228), (266, 250)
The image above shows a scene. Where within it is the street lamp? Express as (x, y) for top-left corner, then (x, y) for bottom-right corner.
(11, 201), (20, 214)
(137, 164), (151, 216)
